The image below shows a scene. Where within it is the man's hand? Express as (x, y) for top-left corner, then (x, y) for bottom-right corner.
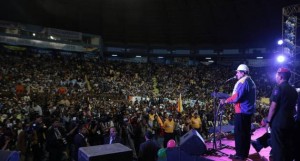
(266, 123), (271, 133)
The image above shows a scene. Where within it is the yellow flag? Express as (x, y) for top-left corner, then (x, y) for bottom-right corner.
(156, 114), (164, 127)
(85, 75), (92, 91)
(177, 93), (183, 113)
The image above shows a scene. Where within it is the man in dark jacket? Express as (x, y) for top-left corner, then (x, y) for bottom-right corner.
(104, 127), (122, 144)
(266, 67), (298, 161)
(46, 118), (68, 161)
(138, 131), (160, 161)
(73, 125), (89, 161)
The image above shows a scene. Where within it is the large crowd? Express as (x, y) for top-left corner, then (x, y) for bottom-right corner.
(0, 51), (280, 161)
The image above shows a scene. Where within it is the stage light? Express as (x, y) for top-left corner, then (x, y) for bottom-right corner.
(277, 40), (283, 45)
(276, 55), (286, 63)
(256, 57), (263, 59)
(136, 55), (141, 58)
(158, 56), (164, 59)
(112, 54), (117, 57)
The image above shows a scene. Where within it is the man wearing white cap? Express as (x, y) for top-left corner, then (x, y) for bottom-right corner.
(221, 64), (256, 160)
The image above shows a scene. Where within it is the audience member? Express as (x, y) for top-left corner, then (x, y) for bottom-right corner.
(138, 131), (160, 161)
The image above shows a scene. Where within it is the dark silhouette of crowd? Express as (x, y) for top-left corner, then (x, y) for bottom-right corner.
(0, 50), (283, 161)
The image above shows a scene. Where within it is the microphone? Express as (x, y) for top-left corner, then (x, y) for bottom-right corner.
(224, 76), (236, 83)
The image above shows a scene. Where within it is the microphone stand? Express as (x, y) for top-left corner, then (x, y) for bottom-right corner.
(208, 88), (225, 156)
(212, 90), (218, 150)
(212, 103), (228, 156)
(207, 83), (230, 157)
(217, 104), (229, 150)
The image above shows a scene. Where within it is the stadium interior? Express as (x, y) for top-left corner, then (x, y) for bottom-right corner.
(0, 1), (300, 161)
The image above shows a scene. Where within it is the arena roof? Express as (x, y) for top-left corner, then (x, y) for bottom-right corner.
(0, 0), (299, 48)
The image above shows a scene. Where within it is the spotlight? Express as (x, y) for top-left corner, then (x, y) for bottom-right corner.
(276, 55), (286, 63)
(277, 40), (283, 45)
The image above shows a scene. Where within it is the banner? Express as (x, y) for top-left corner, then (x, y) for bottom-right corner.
(0, 35), (84, 52)
(19, 24), (45, 33)
(109, 57), (147, 63)
(3, 45), (26, 51)
(0, 20), (18, 29)
(48, 28), (82, 40)
(247, 59), (271, 67)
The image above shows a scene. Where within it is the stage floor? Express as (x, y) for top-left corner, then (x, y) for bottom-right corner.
(203, 127), (271, 161)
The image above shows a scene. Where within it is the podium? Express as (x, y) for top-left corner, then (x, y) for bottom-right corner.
(78, 143), (132, 161)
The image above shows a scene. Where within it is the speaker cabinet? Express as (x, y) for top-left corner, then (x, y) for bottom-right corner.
(166, 147), (213, 161)
(78, 143), (132, 161)
(180, 129), (207, 155)
(208, 124), (234, 134)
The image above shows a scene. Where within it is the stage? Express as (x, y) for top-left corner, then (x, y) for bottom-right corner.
(203, 127), (271, 161)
